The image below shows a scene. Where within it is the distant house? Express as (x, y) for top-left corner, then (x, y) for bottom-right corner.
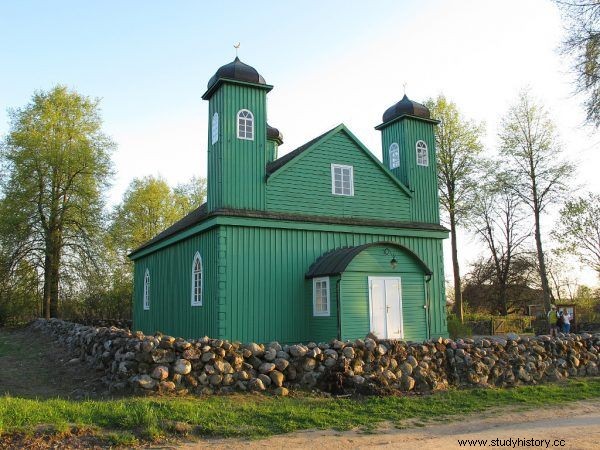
(128, 57), (449, 343)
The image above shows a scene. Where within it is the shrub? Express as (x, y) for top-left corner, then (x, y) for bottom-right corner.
(447, 314), (472, 339)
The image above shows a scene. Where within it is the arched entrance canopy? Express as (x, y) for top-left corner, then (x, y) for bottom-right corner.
(305, 241), (432, 278)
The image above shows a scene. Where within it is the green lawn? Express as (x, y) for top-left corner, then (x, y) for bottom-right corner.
(1, 378), (600, 446)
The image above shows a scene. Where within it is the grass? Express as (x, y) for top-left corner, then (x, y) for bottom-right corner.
(1, 377), (600, 445)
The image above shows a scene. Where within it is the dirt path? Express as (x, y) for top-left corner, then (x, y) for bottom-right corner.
(180, 399), (600, 450)
(0, 326), (110, 399)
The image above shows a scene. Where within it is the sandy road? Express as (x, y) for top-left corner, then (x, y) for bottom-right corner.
(177, 399), (600, 449)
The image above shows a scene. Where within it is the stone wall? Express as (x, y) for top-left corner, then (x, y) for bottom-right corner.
(31, 319), (600, 396)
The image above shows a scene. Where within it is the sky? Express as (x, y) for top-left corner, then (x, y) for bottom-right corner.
(0, 0), (598, 288)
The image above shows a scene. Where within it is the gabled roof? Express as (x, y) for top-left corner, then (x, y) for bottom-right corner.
(131, 203), (208, 255)
(306, 241), (433, 278)
(265, 124), (413, 197)
(265, 125), (337, 176)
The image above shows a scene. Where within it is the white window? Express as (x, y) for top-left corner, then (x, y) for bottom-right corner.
(331, 164), (354, 196)
(237, 109), (254, 140)
(211, 112), (219, 145)
(313, 277), (330, 316)
(416, 140), (429, 166)
(143, 269), (150, 310)
(191, 252), (202, 306)
(389, 143), (400, 169)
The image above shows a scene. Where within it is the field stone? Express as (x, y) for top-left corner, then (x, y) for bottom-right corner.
(258, 374), (272, 387)
(289, 345), (308, 358)
(201, 352), (215, 363)
(259, 362), (276, 374)
(303, 357), (317, 371)
(264, 348), (277, 361)
(151, 365), (169, 380)
(174, 359), (192, 375)
(135, 374), (157, 390)
(249, 378), (266, 391)
(343, 347), (355, 359)
(209, 374), (223, 385)
(274, 358), (290, 372)
(273, 386), (289, 396)
(269, 370), (284, 387)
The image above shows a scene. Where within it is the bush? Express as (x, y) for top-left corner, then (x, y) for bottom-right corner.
(447, 314), (472, 339)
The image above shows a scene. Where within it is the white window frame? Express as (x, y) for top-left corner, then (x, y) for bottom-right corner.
(312, 277), (330, 317)
(211, 112), (219, 145)
(389, 142), (400, 169)
(331, 164), (354, 197)
(191, 252), (203, 306)
(237, 109), (254, 141)
(143, 268), (150, 310)
(416, 140), (429, 166)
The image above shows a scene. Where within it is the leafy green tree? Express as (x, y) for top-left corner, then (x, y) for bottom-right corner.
(107, 175), (206, 310)
(173, 175), (207, 217)
(1, 86), (114, 318)
(110, 175), (206, 256)
(553, 192), (600, 276)
(555, 0), (600, 126)
(498, 89), (574, 314)
(426, 95), (484, 322)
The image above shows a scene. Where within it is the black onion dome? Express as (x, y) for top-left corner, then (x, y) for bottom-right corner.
(206, 57), (267, 90)
(266, 123), (284, 145)
(382, 94), (431, 123)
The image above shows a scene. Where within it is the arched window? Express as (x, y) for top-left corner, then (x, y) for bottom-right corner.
(211, 112), (219, 145)
(416, 140), (429, 166)
(237, 109), (254, 140)
(191, 252), (202, 306)
(143, 269), (150, 310)
(389, 143), (400, 169)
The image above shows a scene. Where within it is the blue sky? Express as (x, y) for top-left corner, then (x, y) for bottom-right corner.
(1, 0), (598, 286)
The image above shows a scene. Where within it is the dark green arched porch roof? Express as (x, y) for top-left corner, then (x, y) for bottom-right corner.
(305, 241), (433, 278)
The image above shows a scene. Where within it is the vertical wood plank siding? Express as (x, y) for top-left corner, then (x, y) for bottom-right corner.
(207, 84), (267, 212)
(266, 131), (411, 221)
(132, 228), (219, 338)
(221, 224), (447, 343)
(380, 119), (440, 224)
(341, 245), (427, 341)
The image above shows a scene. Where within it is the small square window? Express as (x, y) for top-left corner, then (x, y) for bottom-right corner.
(331, 164), (354, 196)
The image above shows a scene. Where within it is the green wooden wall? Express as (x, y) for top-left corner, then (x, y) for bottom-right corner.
(132, 227), (220, 338)
(340, 244), (428, 341)
(207, 82), (269, 212)
(219, 220), (447, 343)
(266, 130), (411, 222)
(308, 275), (340, 343)
(380, 118), (440, 224)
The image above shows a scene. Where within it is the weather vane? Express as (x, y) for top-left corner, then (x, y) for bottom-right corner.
(234, 42), (240, 57)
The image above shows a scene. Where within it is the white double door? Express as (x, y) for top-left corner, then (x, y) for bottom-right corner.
(368, 277), (403, 339)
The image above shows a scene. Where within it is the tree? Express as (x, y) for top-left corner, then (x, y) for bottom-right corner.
(172, 176), (207, 217)
(498, 89), (574, 313)
(1, 86), (114, 318)
(555, 1), (600, 126)
(467, 170), (534, 315)
(110, 175), (206, 256)
(426, 95), (484, 322)
(553, 192), (600, 276)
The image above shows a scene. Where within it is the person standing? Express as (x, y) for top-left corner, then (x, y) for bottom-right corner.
(547, 306), (559, 337)
(562, 311), (572, 334)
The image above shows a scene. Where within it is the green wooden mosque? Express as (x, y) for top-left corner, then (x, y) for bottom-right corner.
(129, 57), (449, 343)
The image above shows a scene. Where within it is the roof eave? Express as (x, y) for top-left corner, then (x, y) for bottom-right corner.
(202, 78), (274, 100)
(374, 114), (440, 130)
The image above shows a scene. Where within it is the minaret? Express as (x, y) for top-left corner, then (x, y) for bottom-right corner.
(202, 57), (273, 212)
(375, 94), (440, 224)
